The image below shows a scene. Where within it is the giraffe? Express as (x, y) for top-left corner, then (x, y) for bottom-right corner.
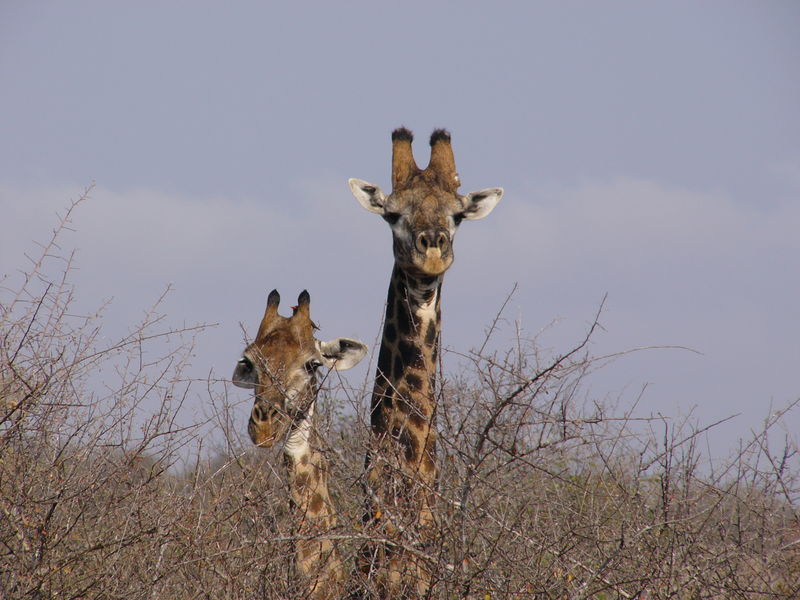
(232, 289), (367, 600)
(348, 127), (503, 597)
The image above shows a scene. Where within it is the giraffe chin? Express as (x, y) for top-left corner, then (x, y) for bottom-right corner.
(248, 416), (291, 448)
(250, 433), (278, 448)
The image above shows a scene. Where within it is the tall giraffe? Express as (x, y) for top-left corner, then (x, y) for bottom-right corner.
(232, 289), (367, 600)
(349, 128), (503, 597)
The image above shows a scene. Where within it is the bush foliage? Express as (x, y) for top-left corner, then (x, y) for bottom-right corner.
(2, 195), (798, 599)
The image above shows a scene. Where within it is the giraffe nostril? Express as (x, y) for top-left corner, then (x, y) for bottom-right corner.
(416, 230), (450, 254)
(253, 403), (273, 423)
(415, 232), (430, 253)
(436, 231), (449, 252)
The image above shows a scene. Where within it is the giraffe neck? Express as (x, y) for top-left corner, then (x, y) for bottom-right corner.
(284, 402), (315, 461)
(360, 263), (442, 597)
(373, 264), (442, 433)
(283, 399), (343, 598)
(284, 414), (336, 527)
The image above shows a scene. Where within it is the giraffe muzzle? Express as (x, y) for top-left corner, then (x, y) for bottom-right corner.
(414, 229), (450, 255)
(248, 401), (291, 447)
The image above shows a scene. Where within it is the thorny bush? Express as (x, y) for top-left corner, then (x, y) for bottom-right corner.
(1, 194), (798, 599)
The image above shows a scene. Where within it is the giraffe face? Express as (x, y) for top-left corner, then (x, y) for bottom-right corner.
(382, 185), (461, 276)
(349, 127), (502, 277)
(232, 290), (367, 448)
(350, 178), (503, 277)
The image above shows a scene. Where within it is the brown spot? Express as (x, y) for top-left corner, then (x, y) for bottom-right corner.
(300, 453), (309, 466)
(399, 429), (418, 462)
(396, 303), (412, 336)
(377, 347), (392, 378)
(424, 321), (437, 347)
(386, 281), (396, 321)
(295, 472), (310, 489)
(309, 493), (325, 514)
(398, 339), (422, 368)
(409, 412), (427, 429)
(386, 304), (395, 324)
(405, 372), (422, 391)
(393, 353), (404, 379)
(384, 322), (397, 343)
(371, 393), (389, 431)
(396, 398), (412, 415)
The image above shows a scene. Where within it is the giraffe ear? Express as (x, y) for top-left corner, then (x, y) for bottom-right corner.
(349, 178), (387, 214)
(317, 338), (368, 371)
(459, 188), (503, 221)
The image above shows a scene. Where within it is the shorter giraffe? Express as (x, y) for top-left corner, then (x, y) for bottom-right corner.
(233, 289), (367, 600)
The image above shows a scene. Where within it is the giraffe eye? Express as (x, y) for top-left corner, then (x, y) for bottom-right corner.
(238, 356), (253, 371)
(453, 212), (465, 226)
(384, 212), (402, 226)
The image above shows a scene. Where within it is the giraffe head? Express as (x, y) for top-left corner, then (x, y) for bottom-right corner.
(232, 289), (367, 448)
(349, 127), (503, 277)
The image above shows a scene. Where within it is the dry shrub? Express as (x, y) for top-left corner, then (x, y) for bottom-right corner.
(2, 194), (797, 599)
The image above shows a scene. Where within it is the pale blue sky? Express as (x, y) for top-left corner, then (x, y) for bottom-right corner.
(2, 1), (798, 457)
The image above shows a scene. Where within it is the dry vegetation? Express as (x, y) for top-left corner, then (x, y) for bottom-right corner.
(2, 195), (798, 599)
